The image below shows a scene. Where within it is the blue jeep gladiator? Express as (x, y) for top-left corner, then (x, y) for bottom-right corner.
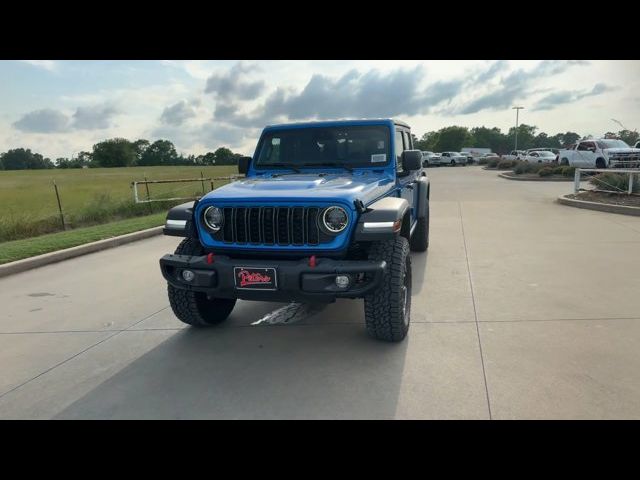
(159, 119), (429, 342)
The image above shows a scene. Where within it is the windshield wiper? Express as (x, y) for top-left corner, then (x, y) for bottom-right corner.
(301, 162), (354, 173)
(265, 163), (301, 173)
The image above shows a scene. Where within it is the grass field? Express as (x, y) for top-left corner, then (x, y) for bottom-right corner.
(0, 165), (239, 242)
(0, 213), (166, 265)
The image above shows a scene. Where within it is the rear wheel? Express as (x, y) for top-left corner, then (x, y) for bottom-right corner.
(596, 158), (606, 169)
(364, 237), (411, 342)
(167, 238), (236, 327)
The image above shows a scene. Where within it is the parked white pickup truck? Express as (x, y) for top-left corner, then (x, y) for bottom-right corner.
(502, 150), (527, 161)
(559, 139), (640, 168)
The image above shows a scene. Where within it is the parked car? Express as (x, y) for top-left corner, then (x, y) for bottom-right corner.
(558, 138), (640, 168)
(440, 151), (467, 166)
(159, 118), (430, 343)
(635, 140), (640, 149)
(523, 150), (557, 163)
(502, 150), (528, 161)
(479, 152), (500, 161)
(421, 151), (442, 167)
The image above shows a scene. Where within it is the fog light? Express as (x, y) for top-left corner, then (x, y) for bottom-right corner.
(335, 275), (351, 289)
(182, 270), (195, 282)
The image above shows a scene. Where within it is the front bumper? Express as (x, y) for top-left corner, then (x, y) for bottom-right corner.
(159, 253), (387, 303)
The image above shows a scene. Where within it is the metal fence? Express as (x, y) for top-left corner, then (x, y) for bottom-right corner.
(573, 168), (639, 195)
(131, 174), (244, 204)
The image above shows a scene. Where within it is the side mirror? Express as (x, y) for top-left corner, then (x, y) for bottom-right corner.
(401, 150), (422, 171)
(238, 156), (252, 175)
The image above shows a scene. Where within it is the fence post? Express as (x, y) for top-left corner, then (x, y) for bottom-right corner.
(144, 175), (152, 212)
(630, 172), (634, 195)
(574, 168), (581, 194)
(200, 171), (205, 195)
(53, 180), (65, 231)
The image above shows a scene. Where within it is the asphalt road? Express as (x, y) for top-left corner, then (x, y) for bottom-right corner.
(2, 166), (640, 419)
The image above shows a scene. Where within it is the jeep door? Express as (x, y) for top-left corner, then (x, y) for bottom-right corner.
(395, 128), (419, 224)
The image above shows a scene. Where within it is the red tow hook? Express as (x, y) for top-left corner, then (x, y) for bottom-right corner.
(207, 253), (215, 264)
(309, 255), (317, 268)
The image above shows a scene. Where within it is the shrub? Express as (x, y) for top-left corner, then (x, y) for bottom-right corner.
(478, 157), (489, 165)
(497, 160), (515, 170)
(488, 158), (500, 168)
(538, 167), (553, 177)
(552, 166), (564, 175)
(560, 166), (575, 177)
(589, 172), (639, 193)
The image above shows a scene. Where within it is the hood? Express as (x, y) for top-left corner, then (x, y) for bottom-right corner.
(605, 148), (640, 154)
(202, 171), (396, 207)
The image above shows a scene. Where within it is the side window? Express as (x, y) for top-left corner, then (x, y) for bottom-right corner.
(395, 130), (405, 173)
(402, 131), (412, 150)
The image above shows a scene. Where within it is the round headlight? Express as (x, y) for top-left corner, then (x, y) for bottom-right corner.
(203, 206), (224, 232)
(321, 206), (349, 234)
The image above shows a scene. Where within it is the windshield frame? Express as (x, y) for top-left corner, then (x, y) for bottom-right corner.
(253, 125), (392, 170)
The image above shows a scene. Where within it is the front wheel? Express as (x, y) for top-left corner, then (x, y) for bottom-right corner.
(450, 160), (456, 166)
(167, 238), (236, 327)
(364, 237), (411, 342)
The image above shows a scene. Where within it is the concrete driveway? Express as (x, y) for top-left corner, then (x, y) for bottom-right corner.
(2, 166), (640, 419)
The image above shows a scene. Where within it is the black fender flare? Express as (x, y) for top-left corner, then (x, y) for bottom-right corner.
(163, 200), (198, 238)
(353, 197), (410, 242)
(415, 176), (430, 219)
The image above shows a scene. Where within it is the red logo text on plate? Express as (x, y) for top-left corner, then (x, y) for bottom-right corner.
(238, 270), (272, 287)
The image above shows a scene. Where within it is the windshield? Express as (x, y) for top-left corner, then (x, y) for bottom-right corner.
(597, 139), (630, 149)
(255, 125), (391, 169)
(538, 151), (556, 157)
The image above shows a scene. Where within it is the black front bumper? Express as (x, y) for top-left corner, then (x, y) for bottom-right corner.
(159, 253), (387, 303)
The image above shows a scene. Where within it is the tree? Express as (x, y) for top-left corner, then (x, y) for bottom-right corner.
(91, 138), (137, 167)
(212, 147), (242, 165)
(470, 126), (508, 154)
(432, 126), (472, 152)
(139, 139), (179, 166)
(132, 139), (150, 163)
(507, 124), (537, 151)
(617, 129), (639, 146)
(0, 148), (54, 170)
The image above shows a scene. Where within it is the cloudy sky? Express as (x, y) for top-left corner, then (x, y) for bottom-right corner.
(1, 60), (639, 158)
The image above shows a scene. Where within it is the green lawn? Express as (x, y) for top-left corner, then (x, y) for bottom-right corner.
(0, 165), (239, 242)
(0, 213), (167, 265)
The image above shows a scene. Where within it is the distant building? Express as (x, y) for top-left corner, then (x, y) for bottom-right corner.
(461, 147), (491, 156)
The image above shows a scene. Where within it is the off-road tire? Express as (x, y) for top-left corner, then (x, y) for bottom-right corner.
(364, 237), (411, 342)
(410, 201), (429, 252)
(596, 158), (607, 169)
(450, 159), (456, 166)
(167, 238), (236, 326)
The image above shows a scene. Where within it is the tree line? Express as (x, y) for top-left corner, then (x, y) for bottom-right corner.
(412, 125), (639, 155)
(0, 138), (245, 170)
(1, 127), (638, 171)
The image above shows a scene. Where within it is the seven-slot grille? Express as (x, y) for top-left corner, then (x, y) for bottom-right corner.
(220, 207), (322, 246)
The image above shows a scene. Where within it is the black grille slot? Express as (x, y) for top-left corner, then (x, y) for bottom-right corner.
(235, 207), (247, 243)
(223, 208), (234, 242)
(306, 207), (320, 245)
(292, 207), (305, 245)
(219, 206), (324, 246)
(277, 207), (290, 245)
(263, 207), (275, 244)
(249, 208), (261, 243)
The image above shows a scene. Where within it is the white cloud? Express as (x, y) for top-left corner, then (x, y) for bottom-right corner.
(19, 60), (58, 71)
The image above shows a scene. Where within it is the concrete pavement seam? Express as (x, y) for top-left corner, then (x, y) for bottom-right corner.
(458, 201), (493, 420)
(0, 306), (169, 401)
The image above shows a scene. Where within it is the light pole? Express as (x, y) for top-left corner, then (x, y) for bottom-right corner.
(512, 106), (524, 152)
